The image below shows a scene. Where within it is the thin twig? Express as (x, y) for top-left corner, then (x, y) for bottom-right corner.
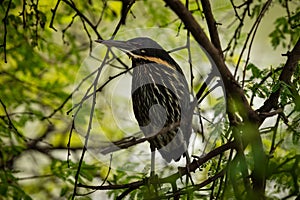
(20, 0), (27, 28)
(67, 66), (134, 115)
(96, 0), (107, 27)
(62, 0), (102, 39)
(80, 18), (93, 53)
(100, 154), (112, 186)
(67, 120), (75, 167)
(1, 0), (12, 63)
(0, 99), (28, 142)
(257, 38), (300, 115)
(62, 14), (78, 44)
(49, 0), (61, 31)
(249, 67), (283, 106)
(234, 0), (272, 79)
(78, 141), (236, 193)
(71, 52), (107, 200)
(241, 0), (273, 88)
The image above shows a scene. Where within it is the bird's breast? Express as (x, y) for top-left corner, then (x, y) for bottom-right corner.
(131, 62), (189, 128)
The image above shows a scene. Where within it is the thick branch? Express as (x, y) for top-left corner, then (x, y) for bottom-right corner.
(1, 0), (12, 63)
(78, 141), (236, 190)
(163, 0), (259, 122)
(257, 38), (300, 114)
(200, 0), (223, 55)
(163, 0), (266, 196)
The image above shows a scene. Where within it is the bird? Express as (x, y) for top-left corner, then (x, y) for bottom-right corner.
(96, 37), (193, 173)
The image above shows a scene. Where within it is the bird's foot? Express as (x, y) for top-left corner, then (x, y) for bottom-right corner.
(178, 165), (194, 186)
(148, 172), (159, 186)
(186, 163), (195, 185)
(145, 173), (160, 197)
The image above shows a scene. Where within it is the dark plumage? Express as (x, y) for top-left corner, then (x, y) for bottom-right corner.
(97, 37), (191, 163)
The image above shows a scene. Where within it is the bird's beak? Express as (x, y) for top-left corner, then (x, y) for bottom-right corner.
(95, 39), (137, 54)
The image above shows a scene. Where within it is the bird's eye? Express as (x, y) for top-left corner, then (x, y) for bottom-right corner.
(140, 49), (146, 54)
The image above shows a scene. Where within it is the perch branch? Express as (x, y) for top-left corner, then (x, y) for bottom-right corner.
(257, 38), (300, 116)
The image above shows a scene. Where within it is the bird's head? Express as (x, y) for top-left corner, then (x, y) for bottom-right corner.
(96, 37), (183, 72)
(96, 37), (169, 60)
(96, 37), (163, 57)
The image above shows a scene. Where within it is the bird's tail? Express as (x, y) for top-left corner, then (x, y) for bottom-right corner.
(149, 128), (187, 163)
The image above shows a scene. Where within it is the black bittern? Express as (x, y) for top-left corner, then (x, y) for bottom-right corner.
(96, 37), (193, 173)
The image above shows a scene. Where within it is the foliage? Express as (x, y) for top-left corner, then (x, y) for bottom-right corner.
(0, 0), (300, 199)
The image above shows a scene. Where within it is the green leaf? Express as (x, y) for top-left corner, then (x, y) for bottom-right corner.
(272, 82), (281, 93)
(0, 183), (8, 196)
(60, 186), (69, 197)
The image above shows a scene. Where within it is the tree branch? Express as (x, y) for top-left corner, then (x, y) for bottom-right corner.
(1, 0), (12, 63)
(257, 37), (300, 115)
(49, 0), (61, 31)
(163, 0), (257, 122)
(163, 0), (267, 197)
(61, 0), (102, 40)
(78, 141), (236, 194)
(241, 0), (273, 88)
(200, 0), (223, 55)
(0, 99), (28, 142)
